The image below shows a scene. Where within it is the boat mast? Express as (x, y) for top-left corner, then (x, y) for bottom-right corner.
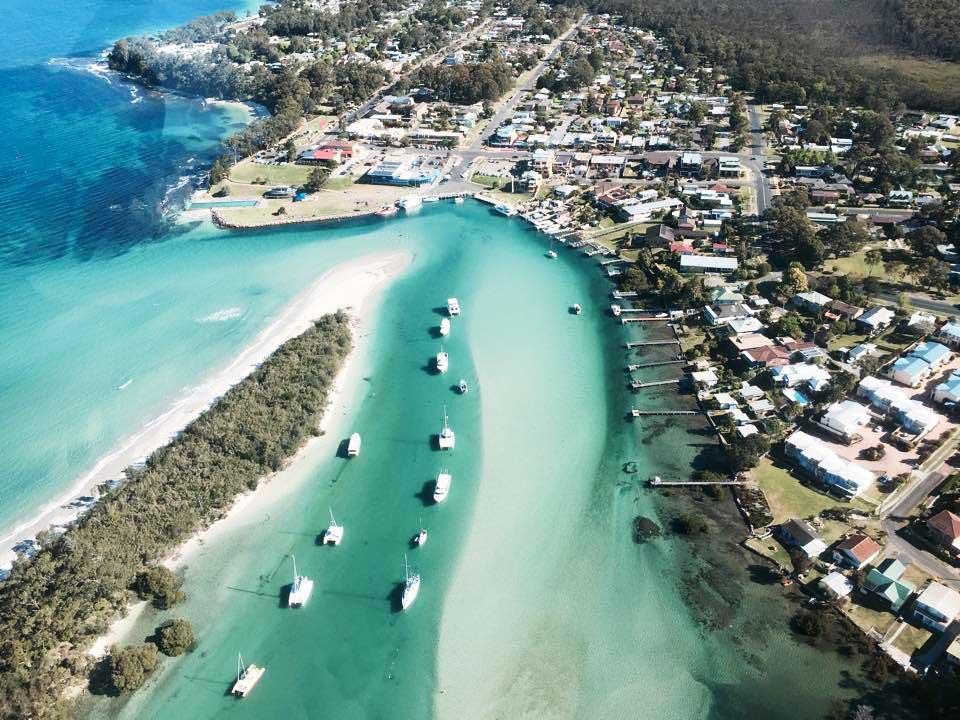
(404, 554), (410, 581)
(291, 554), (297, 579)
(237, 652), (244, 682)
(329, 507), (336, 526)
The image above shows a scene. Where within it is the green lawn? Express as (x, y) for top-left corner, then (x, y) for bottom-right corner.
(470, 173), (505, 190)
(229, 162), (312, 186)
(892, 622), (933, 657)
(752, 456), (870, 523)
(322, 177), (355, 192)
(824, 249), (882, 278)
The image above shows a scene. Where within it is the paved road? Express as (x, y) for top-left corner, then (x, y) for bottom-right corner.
(747, 104), (773, 215)
(874, 290), (959, 317)
(468, 16), (584, 152)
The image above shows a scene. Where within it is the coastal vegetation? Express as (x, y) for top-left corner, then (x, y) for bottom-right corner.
(154, 619), (195, 657)
(0, 313), (352, 717)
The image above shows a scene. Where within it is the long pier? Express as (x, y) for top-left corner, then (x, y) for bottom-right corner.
(631, 379), (681, 390)
(621, 317), (672, 324)
(626, 340), (681, 348)
(631, 409), (702, 416)
(612, 290), (638, 299)
(648, 477), (745, 487)
(600, 258), (626, 266)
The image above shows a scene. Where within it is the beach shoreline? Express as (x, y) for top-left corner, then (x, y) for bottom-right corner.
(0, 250), (412, 571)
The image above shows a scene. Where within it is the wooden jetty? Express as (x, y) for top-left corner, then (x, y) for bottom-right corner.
(621, 317), (671, 324)
(600, 258), (626, 266)
(647, 477), (745, 487)
(630, 409), (703, 416)
(612, 290), (638, 299)
(631, 379), (681, 390)
(625, 340), (681, 348)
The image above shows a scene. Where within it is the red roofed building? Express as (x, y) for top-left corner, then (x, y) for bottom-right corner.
(298, 147), (342, 165)
(927, 510), (960, 554)
(669, 241), (695, 255)
(831, 534), (882, 569)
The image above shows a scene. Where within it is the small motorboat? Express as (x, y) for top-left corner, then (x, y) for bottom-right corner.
(570, 303), (582, 315)
(413, 528), (428, 547)
(458, 379), (468, 394)
(440, 318), (451, 336)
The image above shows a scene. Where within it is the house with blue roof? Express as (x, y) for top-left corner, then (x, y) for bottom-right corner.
(890, 356), (932, 388)
(934, 371), (960, 405)
(910, 341), (952, 371)
(863, 558), (914, 612)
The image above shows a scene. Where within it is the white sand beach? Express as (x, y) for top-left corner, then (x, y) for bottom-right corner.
(1, 250), (412, 571)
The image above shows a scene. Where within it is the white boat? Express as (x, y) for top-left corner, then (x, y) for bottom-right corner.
(494, 202), (517, 217)
(447, 297), (461, 316)
(287, 555), (314, 608)
(232, 653), (265, 698)
(413, 516), (428, 547)
(458, 378), (468, 394)
(453, 196), (464, 204)
(347, 432), (362, 457)
(439, 318), (451, 336)
(611, 304), (622, 317)
(398, 195), (423, 212)
(434, 471), (452, 503)
(401, 555), (420, 611)
(322, 508), (344, 546)
(546, 239), (557, 258)
(423, 197), (439, 203)
(435, 348), (449, 373)
(571, 303), (582, 315)
(437, 406), (456, 450)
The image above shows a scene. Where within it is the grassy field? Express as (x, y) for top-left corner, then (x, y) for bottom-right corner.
(752, 456), (870, 523)
(470, 173), (506, 190)
(892, 622), (934, 657)
(845, 600), (896, 637)
(824, 249), (882, 277)
(229, 162), (312, 186)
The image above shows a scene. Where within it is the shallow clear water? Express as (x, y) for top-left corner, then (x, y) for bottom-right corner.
(78, 205), (866, 720)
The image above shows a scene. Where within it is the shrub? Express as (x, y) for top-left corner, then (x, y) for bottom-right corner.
(133, 566), (185, 610)
(109, 643), (159, 693)
(156, 619), (195, 657)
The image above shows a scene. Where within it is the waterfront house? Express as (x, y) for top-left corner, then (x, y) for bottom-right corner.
(856, 307), (895, 334)
(926, 510), (960, 555)
(831, 534), (881, 569)
(777, 518), (827, 558)
(862, 558), (914, 612)
(784, 430), (875, 497)
(936, 322), (960, 349)
(913, 582), (960, 633)
(819, 401), (871, 442)
(820, 571), (853, 599)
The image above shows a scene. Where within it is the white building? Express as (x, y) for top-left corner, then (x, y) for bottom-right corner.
(820, 401), (871, 441)
(914, 582), (960, 633)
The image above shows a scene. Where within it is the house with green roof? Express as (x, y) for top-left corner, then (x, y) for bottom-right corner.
(862, 558), (915, 613)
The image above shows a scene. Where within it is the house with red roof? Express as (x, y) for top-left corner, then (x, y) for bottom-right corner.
(831, 534), (882, 569)
(927, 510), (960, 554)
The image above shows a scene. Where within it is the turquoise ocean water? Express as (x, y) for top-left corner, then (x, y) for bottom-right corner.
(0, 0), (264, 534)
